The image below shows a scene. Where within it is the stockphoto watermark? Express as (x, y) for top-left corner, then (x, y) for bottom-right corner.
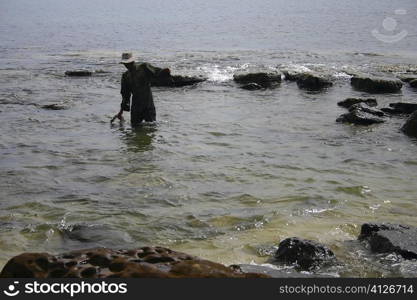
(2, 280), (128, 298)
(372, 9), (408, 43)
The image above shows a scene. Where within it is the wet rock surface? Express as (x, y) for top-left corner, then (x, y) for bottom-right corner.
(273, 237), (335, 270)
(382, 102), (417, 115)
(233, 72), (281, 88)
(358, 223), (417, 260)
(0, 247), (269, 278)
(337, 98), (377, 108)
(336, 105), (385, 125)
(65, 70), (93, 77)
(401, 111), (417, 138)
(351, 76), (403, 93)
(39, 104), (68, 110)
(296, 73), (333, 91)
(240, 83), (263, 90)
(348, 103), (385, 117)
(397, 75), (417, 83)
(409, 79), (417, 88)
(150, 75), (206, 87)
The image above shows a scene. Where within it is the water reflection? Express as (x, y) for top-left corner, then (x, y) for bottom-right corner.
(119, 123), (157, 153)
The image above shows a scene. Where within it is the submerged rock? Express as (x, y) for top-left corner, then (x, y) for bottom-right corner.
(358, 223), (417, 259)
(351, 76), (403, 93)
(40, 104), (67, 110)
(401, 111), (417, 138)
(65, 70), (93, 77)
(397, 75), (417, 83)
(0, 247), (269, 278)
(240, 83), (263, 90)
(336, 105), (385, 125)
(235, 264), (325, 278)
(296, 73), (333, 91)
(273, 237), (335, 270)
(348, 103), (385, 117)
(337, 98), (377, 108)
(233, 72), (281, 88)
(150, 75), (206, 87)
(382, 102), (417, 115)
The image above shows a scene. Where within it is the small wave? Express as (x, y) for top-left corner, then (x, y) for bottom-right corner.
(279, 63), (312, 73)
(353, 52), (384, 57)
(332, 72), (352, 79)
(198, 64), (239, 82)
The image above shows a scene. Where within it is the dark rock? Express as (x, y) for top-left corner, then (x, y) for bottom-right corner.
(397, 75), (417, 83)
(94, 69), (111, 74)
(240, 83), (263, 90)
(59, 223), (132, 247)
(282, 70), (303, 81)
(150, 75), (206, 87)
(351, 76), (403, 93)
(0, 247), (269, 278)
(337, 98), (377, 108)
(387, 103), (417, 115)
(233, 72), (281, 88)
(401, 111), (417, 138)
(410, 79), (417, 88)
(274, 237), (335, 270)
(40, 104), (67, 110)
(65, 70), (93, 77)
(348, 103), (385, 117)
(336, 105), (385, 125)
(381, 108), (405, 115)
(358, 223), (417, 259)
(296, 73), (333, 91)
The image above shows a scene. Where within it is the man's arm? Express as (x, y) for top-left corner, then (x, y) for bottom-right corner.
(144, 63), (171, 79)
(120, 72), (131, 112)
(112, 73), (130, 123)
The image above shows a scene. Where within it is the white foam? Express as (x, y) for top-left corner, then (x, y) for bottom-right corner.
(198, 64), (239, 82)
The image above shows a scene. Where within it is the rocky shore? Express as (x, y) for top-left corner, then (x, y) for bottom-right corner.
(2, 223), (416, 278)
(63, 68), (416, 139)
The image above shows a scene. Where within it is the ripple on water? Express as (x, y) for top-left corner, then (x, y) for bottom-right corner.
(335, 186), (372, 198)
(404, 160), (417, 166)
(227, 193), (263, 207)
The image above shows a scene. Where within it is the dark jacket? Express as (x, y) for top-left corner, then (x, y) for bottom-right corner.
(120, 62), (166, 125)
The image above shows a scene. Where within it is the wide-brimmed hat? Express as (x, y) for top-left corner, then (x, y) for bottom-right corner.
(120, 52), (135, 64)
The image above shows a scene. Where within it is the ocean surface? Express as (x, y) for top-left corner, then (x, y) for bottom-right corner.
(0, 0), (417, 277)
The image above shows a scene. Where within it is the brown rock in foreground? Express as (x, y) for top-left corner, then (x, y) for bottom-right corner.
(0, 247), (269, 278)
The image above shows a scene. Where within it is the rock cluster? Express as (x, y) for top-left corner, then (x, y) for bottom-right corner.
(336, 98), (385, 125)
(0, 246), (268, 278)
(358, 223), (417, 259)
(2, 222), (417, 278)
(336, 97), (417, 133)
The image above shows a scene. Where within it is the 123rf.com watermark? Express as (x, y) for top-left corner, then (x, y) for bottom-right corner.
(372, 8), (408, 43)
(2, 281), (127, 298)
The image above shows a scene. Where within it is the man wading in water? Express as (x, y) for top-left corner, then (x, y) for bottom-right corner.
(111, 52), (171, 125)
